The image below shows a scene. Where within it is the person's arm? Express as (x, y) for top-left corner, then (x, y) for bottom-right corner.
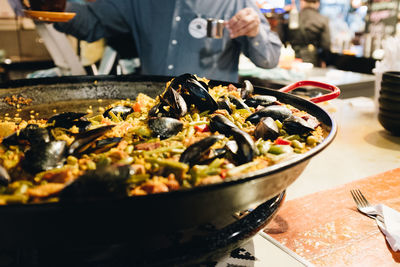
(54, 0), (130, 42)
(225, 5), (282, 69)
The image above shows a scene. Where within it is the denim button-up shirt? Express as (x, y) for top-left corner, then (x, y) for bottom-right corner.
(55, 0), (282, 82)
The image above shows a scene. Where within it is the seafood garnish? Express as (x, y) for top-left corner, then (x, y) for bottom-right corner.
(0, 75), (325, 204)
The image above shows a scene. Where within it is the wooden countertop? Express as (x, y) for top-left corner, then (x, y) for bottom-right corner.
(265, 168), (400, 266)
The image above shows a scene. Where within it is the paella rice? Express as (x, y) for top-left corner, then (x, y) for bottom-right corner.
(0, 74), (325, 204)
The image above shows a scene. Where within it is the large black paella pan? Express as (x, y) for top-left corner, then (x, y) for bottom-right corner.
(0, 74), (338, 265)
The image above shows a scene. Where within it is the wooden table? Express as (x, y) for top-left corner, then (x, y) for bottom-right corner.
(265, 168), (400, 266)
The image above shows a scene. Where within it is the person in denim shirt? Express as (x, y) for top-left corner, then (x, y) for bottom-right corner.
(8, 0), (282, 81)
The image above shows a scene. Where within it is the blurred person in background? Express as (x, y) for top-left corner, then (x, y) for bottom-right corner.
(8, 0), (282, 82)
(288, 0), (331, 67)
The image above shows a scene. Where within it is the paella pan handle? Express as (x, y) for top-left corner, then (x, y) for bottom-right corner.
(278, 80), (340, 103)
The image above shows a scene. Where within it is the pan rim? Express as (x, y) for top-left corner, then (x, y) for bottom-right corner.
(0, 74), (337, 208)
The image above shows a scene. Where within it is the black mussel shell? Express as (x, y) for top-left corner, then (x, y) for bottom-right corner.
(283, 116), (315, 135)
(228, 95), (250, 111)
(103, 106), (134, 120)
(230, 128), (255, 165)
(169, 73), (197, 91)
(60, 164), (134, 200)
(209, 114), (238, 136)
(148, 117), (183, 139)
(254, 117), (280, 140)
(179, 135), (224, 166)
(84, 137), (122, 154)
(149, 101), (174, 118)
(246, 105), (292, 124)
(185, 78), (218, 112)
(162, 86), (188, 117)
(22, 140), (67, 174)
(47, 112), (90, 131)
(2, 124), (50, 147)
(217, 97), (233, 114)
(69, 125), (115, 156)
(240, 80), (254, 99)
(245, 95), (277, 108)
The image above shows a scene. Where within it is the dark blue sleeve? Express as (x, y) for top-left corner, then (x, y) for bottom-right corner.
(54, 0), (131, 42)
(236, 0), (282, 69)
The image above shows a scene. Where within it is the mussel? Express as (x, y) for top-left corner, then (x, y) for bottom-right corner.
(22, 140), (68, 174)
(2, 124), (50, 148)
(209, 114), (237, 136)
(283, 116), (315, 135)
(148, 117), (183, 139)
(179, 135), (224, 166)
(209, 114), (255, 165)
(103, 106), (134, 120)
(60, 164), (134, 200)
(246, 105), (292, 124)
(83, 137), (122, 154)
(254, 117), (280, 140)
(239, 80), (254, 99)
(245, 95), (277, 108)
(161, 86), (188, 117)
(228, 95), (250, 111)
(47, 112), (91, 132)
(217, 97), (233, 114)
(184, 78), (219, 112)
(230, 128), (255, 165)
(68, 125), (115, 156)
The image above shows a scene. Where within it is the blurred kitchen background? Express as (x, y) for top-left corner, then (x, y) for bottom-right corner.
(0, 0), (399, 83)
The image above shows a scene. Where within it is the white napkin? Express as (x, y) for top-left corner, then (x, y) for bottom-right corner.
(374, 204), (400, 251)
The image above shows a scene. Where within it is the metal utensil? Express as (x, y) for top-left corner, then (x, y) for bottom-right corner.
(207, 18), (225, 38)
(350, 189), (384, 222)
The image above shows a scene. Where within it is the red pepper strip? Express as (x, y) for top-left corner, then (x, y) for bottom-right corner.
(220, 169), (228, 179)
(194, 124), (210, 132)
(133, 102), (141, 112)
(274, 137), (291, 145)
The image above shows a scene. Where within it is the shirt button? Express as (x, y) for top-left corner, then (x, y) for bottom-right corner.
(171, 40), (177, 45)
(175, 16), (181, 22)
(254, 41), (259, 46)
(168, 65), (174, 70)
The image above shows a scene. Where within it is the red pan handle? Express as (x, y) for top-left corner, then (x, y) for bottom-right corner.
(278, 80), (340, 103)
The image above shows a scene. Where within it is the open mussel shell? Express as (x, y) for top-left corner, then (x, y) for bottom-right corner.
(246, 105), (292, 124)
(103, 106), (134, 120)
(179, 135), (225, 166)
(2, 124), (50, 147)
(185, 78), (219, 112)
(162, 86), (188, 118)
(217, 97), (233, 114)
(230, 128), (255, 165)
(60, 164), (135, 200)
(68, 125), (115, 156)
(240, 80), (254, 99)
(22, 140), (68, 174)
(283, 116), (314, 135)
(84, 137), (122, 154)
(209, 114), (237, 136)
(47, 112), (91, 132)
(228, 95), (250, 111)
(148, 117), (183, 139)
(245, 95), (277, 108)
(254, 117), (280, 140)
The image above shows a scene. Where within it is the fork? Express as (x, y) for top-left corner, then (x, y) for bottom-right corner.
(350, 189), (384, 222)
